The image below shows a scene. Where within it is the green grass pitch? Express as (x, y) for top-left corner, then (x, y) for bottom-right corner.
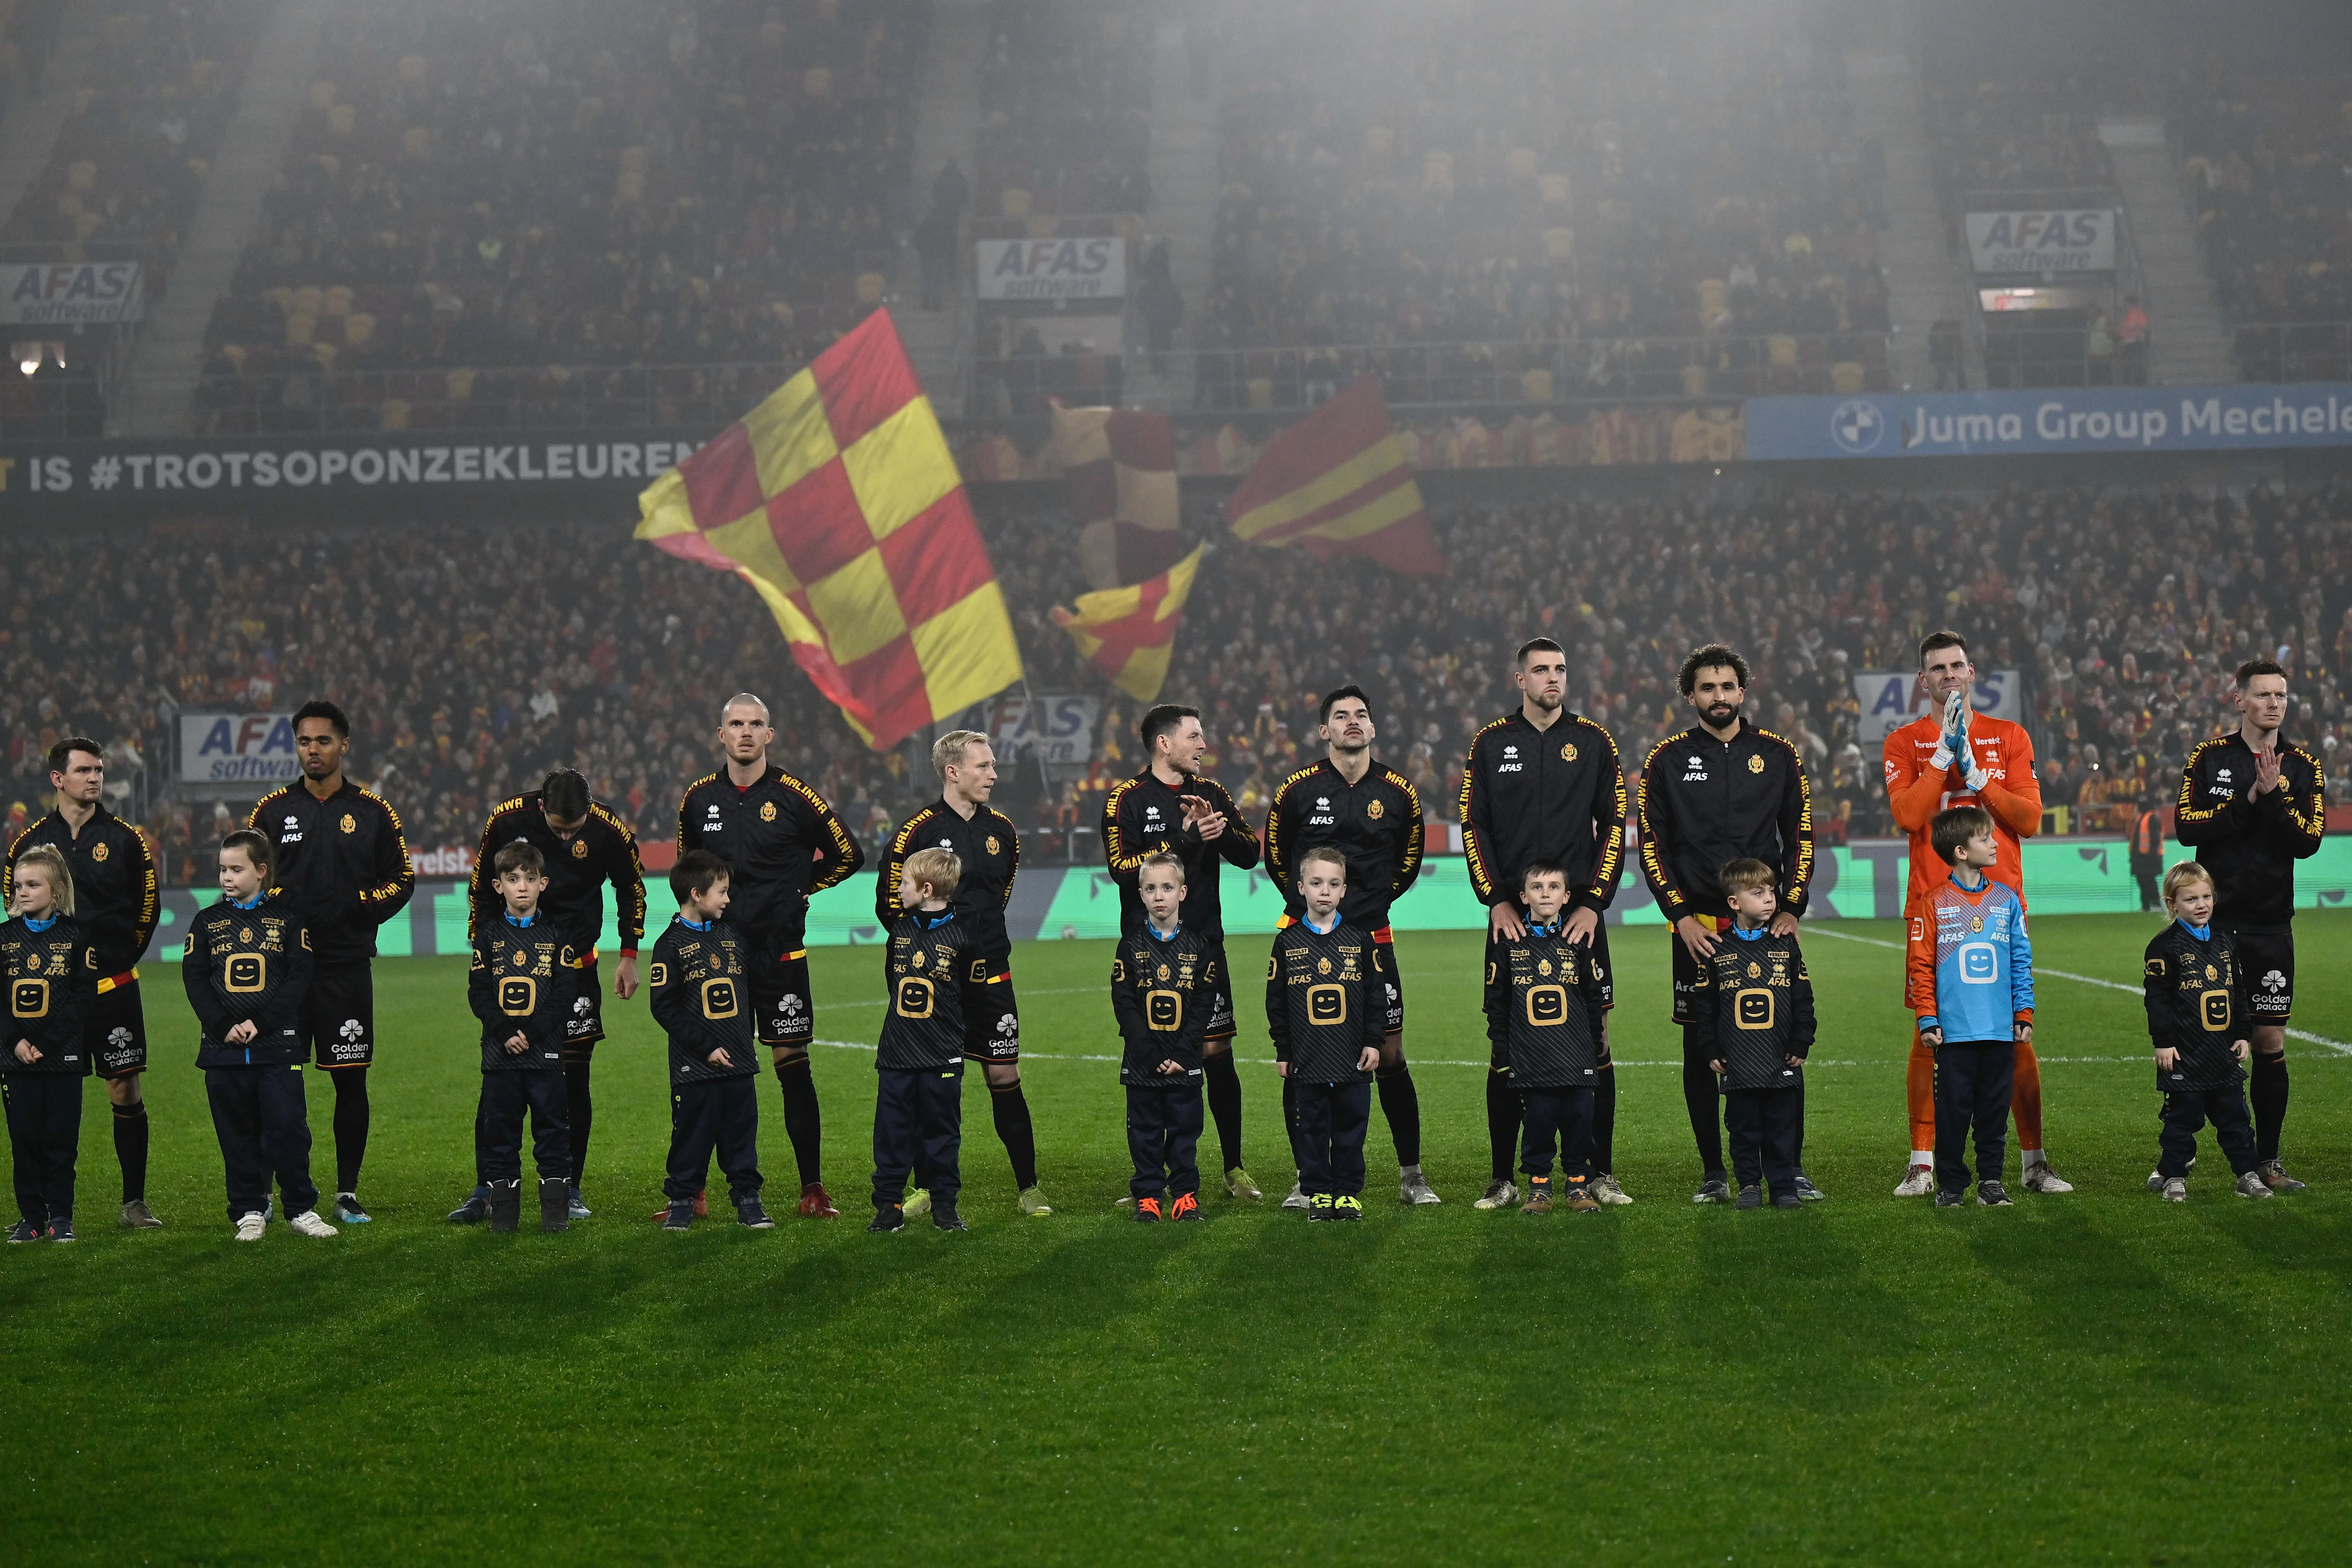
(7, 912), (2350, 1565)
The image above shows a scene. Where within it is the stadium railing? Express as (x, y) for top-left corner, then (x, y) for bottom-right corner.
(2229, 322), (2352, 385)
(187, 360), (800, 436)
(965, 331), (1891, 418)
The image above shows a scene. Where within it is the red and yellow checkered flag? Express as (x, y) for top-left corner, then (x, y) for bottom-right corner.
(637, 311), (1023, 748)
(1050, 542), (1206, 703)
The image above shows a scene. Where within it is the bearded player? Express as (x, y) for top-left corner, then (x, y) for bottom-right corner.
(1883, 632), (2071, 1196)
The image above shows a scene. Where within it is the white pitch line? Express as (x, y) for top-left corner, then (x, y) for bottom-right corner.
(802, 1039), (2340, 1070)
(1805, 924), (2352, 1055)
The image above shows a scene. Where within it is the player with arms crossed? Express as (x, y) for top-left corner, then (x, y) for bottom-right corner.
(875, 729), (1052, 1218)
(449, 767), (646, 1224)
(677, 694), (864, 1218)
(2173, 658), (2324, 1192)
(1460, 637), (1629, 1210)
(1102, 703), (1263, 1200)
(1263, 686), (1434, 1206)
(247, 700), (415, 1224)
(1882, 633), (2070, 1196)
(4, 737), (164, 1227)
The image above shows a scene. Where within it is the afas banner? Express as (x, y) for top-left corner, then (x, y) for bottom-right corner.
(974, 237), (1126, 300)
(1963, 210), (2116, 275)
(178, 712), (298, 790)
(1851, 670), (2024, 746)
(0, 260), (145, 324)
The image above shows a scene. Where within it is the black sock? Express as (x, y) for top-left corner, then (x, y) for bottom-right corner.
(1593, 1063), (1616, 1174)
(1374, 1060), (1422, 1167)
(1202, 1049), (1243, 1173)
(1485, 1070), (1520, 1183)
(112, 1099), (149, 1204)
(1793, 1077), (1806, 1172)
(1281, 1072), (1302, 1169)
(564, 1061), (594, 1184)
(1683, 1027), (1724, 1177)
(989, 1082), (1039, 1189)
(2250, 1051), (2289, 1163)
(775, 1056), (822, 1188)
(332, 1068), (370, 1196)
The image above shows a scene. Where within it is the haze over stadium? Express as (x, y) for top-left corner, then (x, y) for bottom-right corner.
(2, 0), (2351, 1561)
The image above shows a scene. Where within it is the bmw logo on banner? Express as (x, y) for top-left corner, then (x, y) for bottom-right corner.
(1829, 399), (1887, 454)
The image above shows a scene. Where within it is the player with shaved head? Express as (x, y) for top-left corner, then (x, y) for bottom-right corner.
(674, 693), (864, 1218)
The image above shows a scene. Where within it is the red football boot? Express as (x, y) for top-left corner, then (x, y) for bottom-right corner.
(797, 1182), (840, 1218)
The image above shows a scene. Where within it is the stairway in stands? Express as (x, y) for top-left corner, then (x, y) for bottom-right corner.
(2100, 118), (2237, 386)
(111, 0), (327, 437)
(1847, 44), (1982, 392)
(897, 0), (987, 419)
(1123, 18), (1217, 415)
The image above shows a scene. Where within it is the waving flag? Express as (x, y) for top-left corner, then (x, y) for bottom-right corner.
(1050, 543), (1206, 702)
(1224, 375), (1444, 575)
(1050, 402), (1184, 590)
(636, 310), (1022, 748)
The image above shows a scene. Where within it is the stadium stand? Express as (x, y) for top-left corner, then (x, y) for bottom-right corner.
(1183, 1), (1889, 412)
(11, 481), (2351, 884)
(973, 0), (1152, 224)
(189, 0), (925, 435)
(0, 0), (268, 436)
(2169, 66), (2352, 379)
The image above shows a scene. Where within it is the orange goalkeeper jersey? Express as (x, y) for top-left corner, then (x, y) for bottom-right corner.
(1882, 711), (2042, 913)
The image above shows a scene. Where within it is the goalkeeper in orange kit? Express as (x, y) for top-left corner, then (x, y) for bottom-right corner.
(1880, 631), (2072, 1197)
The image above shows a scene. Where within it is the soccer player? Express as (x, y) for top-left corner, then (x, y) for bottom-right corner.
(247, 699), (414, 1224)
(466, 842), (577, 1234)
(649, 850), (772, 1231)
(1482, 861), (1610, 1215)
(1460, 637), (1627, 1210)
(450, 768), (646, 1223)
(1686, 858), (1817, 1210)
(1637, 644), (1819, 1204)
(1266, 847), (1384, 1221)
(1112, 853), (1215, 1223)
(1264, 686), (1434, 1205)
(1908, 810), (2034, 1208)
(2174, 657), (2325, 1191)
(867, 848), (985, 1234)
(677, 693), (864, 1219)
(3, 845), (96, 1242)
(2141, 862), (2269, 1202)
(1102, 703), (1262, 1199)
(4, 737), (164, 1227)
(185, 830), (334, 1241)
(1882, 632), (2070, 1197)
(875, 730), (1049, 1218)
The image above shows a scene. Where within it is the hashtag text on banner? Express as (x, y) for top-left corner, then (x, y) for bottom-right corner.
(1224, 374), (1446, 575)
(635, 310), (1023, 748)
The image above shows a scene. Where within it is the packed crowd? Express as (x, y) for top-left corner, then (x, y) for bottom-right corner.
(1924, 77), (2115, 198)
(190, 0), (924, 435)
(7, 478), (2351, 886)
(972, 0), (1153, 222)
(1, 0), (266, 284)
(1191, 0), (1889, 402)
(0, 0), (266, 435)
(2169, 65), (2352, 379)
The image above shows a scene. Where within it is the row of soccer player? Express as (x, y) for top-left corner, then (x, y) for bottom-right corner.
(1, 624), (2325, 1237)
(0, 800), (2280, 1236)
